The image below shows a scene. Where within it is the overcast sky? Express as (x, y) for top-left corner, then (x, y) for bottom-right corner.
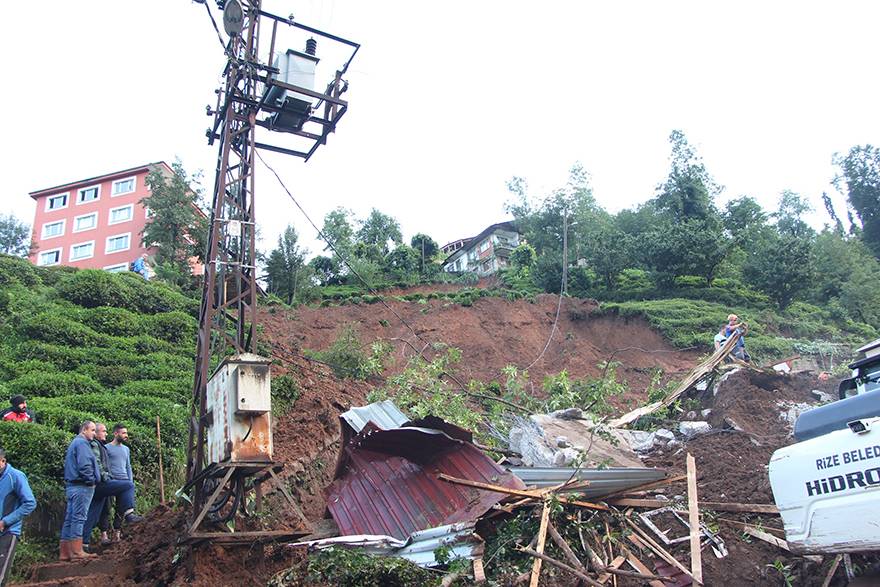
(5, 1), (879, 256)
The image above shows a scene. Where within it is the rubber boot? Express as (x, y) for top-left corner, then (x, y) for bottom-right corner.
(58, 540), (71, 562)
(69, 538), (97, 559)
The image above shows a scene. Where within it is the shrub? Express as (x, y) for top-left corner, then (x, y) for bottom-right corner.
(83, 307), (145, 337)
(115, 379), (192, 402)
(113, 334), (179, 355)
(306, 547), (434, 587)
(271, 374), (300, 414)
(139, 352), (193, 381)
(8, 372), (105, 398)
(15, 341), (86, 371)
(0, 422), (70, 499)
(0, 255), (41, 287)
(19, 312), (103, 347)
(56, 270), (133, 309)
(311, 325), (390, 380)
(148, 311), (197, 344)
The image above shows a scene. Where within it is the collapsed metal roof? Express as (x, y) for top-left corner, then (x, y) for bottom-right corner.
(327, 421), (526, 540)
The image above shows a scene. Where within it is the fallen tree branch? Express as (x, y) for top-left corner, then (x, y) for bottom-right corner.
(438, 474), (609, 511)
(518, 546), (603, 587)
(606, 498), (778, 514)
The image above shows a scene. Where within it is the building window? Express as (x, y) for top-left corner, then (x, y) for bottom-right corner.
(108, 204), (134, 225)
(105, 233), (131, 254)
(70, 241), (95, 261)
(41, 220), (65, 239)
(46, 193), (68, 211)
(77, 185), (100, 204)
(111, 177), (136, 196)
(104, 263), (129, 273)
(73, 213), (98, 233)
(479, 240), (491, 253)
(37, 248), (62, 266)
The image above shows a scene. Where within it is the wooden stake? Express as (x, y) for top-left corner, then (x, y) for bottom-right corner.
(530, 500), (551, 587)
(821, 555), (842, 587)
(156, 415), (166, 505)
(547, 522), (587, 574)
(519, 546), (603, 587)
(622, 549), (667, 587)
(740, 525), (790, 551)
(686, 453), (703, 586)
(597, 556), (625, 584)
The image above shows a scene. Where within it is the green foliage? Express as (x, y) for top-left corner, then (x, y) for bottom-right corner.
(149, 311), (197, 344)
(0, 422), (70, 499)
(543, 365), (626, 414)
(9, 372), (105, 398)
(834, 144), (880, 258)
(0, 254), (40, 286)
(306, 546), (434, 587)
(0, 216), (30, 257)
(115, 379), (191, 402)
(271, 373), (300, 413)
(265, 225), (316, 305)
(56, 270), (196, 314)
(83, 306), (144, 337)
(20, 311), (103, 347)
(309, 324), (391, 380)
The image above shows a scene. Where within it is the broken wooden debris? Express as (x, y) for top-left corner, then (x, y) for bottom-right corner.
(821, 555), (842, 587)
(740, 525), (790, 551)
(519, 546), (603, 587)
(605, 497), (778, 514)
(686, 454), (703, 586)
(438, 473), (609, 511)
(602, 474), (688, 499)
(626, 520), (695, 582)
(529, 500), (551, 587)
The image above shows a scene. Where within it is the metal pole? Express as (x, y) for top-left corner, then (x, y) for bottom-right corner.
(156, 416), (166, 506)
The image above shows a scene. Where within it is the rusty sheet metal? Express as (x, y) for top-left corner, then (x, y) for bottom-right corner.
(327, 425), (526, 539)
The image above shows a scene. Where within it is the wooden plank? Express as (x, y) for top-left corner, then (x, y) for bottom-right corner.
(626, 530), (694, 581)
(715, 517), (785, 537)
(530, 501), (552, 587)
(547, 522), (587, 574)
(741, 525), (790, 551)
(610, 332), (741, 428)
(519, 546), (602, 587)
(600, 475), (687, 499)
(821, 555), (842, 587)
(438, 474), (609, 511)
(597, 555), (625, 585)
(472, 558), (486, 583)
(606, 497), (778, 514)
(686, 454), (703, 586)
(623, 550), (666, 587)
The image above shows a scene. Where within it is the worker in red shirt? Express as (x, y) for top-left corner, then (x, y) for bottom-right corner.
(2, 396), (33, 423)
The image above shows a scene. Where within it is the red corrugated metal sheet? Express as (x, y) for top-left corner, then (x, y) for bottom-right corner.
(327, 424), (526, 539)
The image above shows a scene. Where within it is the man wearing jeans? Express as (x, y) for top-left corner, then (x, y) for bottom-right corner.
(0, 448), (37, 584)
(81, 424), (142, 552)
(99, 424), (137, 543)
(60, 421), (99, 561)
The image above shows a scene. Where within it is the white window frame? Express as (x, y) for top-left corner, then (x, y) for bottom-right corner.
(37, 247), (62, 266)
(45, 193), (69, 212)
(69, 240), (95, 262)
(103, 263), (129, 273)
(41, 219), (66, 240)
(105, 232), (131, 254)
(76, 184), (101, 205)
(108, 204), (134, 225)
(479, 240), (491, 253)
(73, 212), (98, 233)
(111, 176), (137, 197)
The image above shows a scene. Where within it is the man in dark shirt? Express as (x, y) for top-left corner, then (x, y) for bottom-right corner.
(60, 421), (99, 561)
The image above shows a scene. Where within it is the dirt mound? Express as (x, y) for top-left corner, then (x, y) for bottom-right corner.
(261, 294), (699, 408)
(642, 368), (844, 586)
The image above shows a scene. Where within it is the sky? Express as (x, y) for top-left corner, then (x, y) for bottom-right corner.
(5, 1), (880, 257)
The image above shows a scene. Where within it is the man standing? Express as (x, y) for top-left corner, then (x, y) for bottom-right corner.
(61, 421), (99, 561)
(0, 448), (37, 584)
(1, 396), (33, 423)
(100, 424), (137, 542)
(82, 424), (142, 552)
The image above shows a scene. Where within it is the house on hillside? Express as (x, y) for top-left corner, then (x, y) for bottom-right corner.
(28, 162), (204, 275)
(441, 221), (520, 277)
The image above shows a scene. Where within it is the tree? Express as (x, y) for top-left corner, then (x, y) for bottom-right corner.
(722, 196), (767, 241)
(643, 218), (730, 285)
(265, 226), (310, 304)
(0, 214), (30, 256)
(655, 130), (722, 223)
(834, 145), (880, 258)
(743, 230), (814, 309)
(384, 244), (420, 280)
(141, 160), (208, 279)
(309, 255), (339, 286)
(509, 243), (537, 272)
(582, 221), (632, 289)
(410, 233), (439, 274)
(356, 209), (402, 255)
(321, 207), (355, 255)
(775, 190), (814, 239)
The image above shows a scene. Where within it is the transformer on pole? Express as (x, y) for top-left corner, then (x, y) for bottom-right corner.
(181, 0), (358, 543)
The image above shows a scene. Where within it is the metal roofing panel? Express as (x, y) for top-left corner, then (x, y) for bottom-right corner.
(340, 400), (409, 434)
(290, 522), (481, 568)
(507, 466), (666, 498)
(327, 426), (526, 539)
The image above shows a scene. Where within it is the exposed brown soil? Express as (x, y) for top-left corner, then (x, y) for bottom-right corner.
(260, 294), (700, 410)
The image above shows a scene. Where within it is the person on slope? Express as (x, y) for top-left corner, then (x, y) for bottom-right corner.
(0, 448), (36, 583)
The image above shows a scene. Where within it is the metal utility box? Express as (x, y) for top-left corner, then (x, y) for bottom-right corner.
(206, 353), (273, 465)
(264, 47), (319, 130)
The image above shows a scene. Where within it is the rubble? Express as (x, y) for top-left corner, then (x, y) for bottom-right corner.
(679, 421), (712, 438)
(777, 401), (814, 430)
(810, 389), (834, 403)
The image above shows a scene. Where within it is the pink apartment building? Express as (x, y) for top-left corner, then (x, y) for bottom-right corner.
(28, 162), (171, 272)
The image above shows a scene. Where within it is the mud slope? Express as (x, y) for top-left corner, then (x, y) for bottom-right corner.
(261, 294), (700, 404)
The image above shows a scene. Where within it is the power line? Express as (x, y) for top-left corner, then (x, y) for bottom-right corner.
(202, 2), (228, 53)
(255, 150), (432, 349)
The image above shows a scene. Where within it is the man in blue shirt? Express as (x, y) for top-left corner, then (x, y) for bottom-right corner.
(132, 253), (149, 280)
(0, 448), (36, 584)
(60, 421), (99, 561)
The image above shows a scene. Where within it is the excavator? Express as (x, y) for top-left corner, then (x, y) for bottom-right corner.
(769, 338), (880, 553)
